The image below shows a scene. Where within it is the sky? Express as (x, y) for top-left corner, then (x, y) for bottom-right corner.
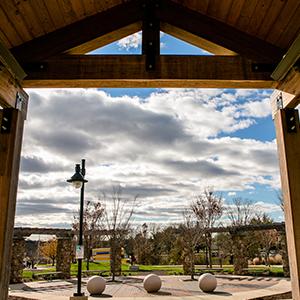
(15, 32), (283, 229)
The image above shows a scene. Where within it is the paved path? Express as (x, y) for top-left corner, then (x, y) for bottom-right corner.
(9, 275), (291, 300)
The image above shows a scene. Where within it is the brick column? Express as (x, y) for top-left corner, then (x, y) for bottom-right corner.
(56, 237), (72, 278)
(10, 237), (25, 283)
(279, 230), (290, 277)
(231, 232), (248, 275)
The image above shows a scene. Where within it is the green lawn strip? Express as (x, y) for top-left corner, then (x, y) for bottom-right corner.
(22, 267), (56, 280)
(22, 263), (284, 280)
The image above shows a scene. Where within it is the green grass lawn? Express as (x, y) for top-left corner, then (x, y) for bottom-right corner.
(22, 262), (284, 280)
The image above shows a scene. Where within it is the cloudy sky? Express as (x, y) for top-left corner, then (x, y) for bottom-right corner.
(15, 32), (283, 228)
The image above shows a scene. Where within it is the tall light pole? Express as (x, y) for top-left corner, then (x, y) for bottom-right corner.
(67, 159), (87, 298)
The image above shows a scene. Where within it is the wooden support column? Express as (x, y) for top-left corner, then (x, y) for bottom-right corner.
(274, 108), (300, 299)
(0, 95), (28, 300)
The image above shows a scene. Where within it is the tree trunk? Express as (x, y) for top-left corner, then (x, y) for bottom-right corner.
(207, 233), (212, 268)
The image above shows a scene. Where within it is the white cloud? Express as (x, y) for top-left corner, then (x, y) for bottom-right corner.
(238, 98), (272, 118)
(117, 32), (142, 51)
(16, 88), (280, 227)
(228, 192), (236, 196)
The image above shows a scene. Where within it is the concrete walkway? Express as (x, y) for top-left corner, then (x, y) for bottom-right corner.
(9, 275), (291, 300)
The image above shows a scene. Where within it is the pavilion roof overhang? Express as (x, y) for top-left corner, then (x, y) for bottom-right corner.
(0, 0), (299, 107)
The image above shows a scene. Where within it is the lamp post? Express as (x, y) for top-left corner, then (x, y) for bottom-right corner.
(67, 159), (88, 298)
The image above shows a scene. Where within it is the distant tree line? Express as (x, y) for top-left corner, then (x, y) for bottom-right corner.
(70, 186), (288, 279)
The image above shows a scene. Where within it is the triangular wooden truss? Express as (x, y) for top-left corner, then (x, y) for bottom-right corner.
(8, 0), (286, 89)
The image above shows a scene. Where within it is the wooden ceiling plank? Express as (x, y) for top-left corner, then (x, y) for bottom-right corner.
(265, 0), (300, 45)
(189, 0), (209, 14)
(246, 0), (273, 36)
(236, 0), (259, 30)
(14, 0), (46, 37)
(11, 0), (143, 62)
(172, 0), (210, 14)
(57, 0), (78, 24)
(0, 6), (24, 46)
(29, 0), (56, 33)
(226, 0), (246, 26)
(257, 0), (286, 40)
(158, 0), (284, 62)
(160, 23), (237, 55)
(69, 0), (86, 19)
(214, 0), (234, 21)
(22, 55), (275, 88)
(276, 8), (300, 49)
(206, 0), (219, 18)
(82, 0), (97, 16)
(0, 1), (33, 41)
(43, 0), (66, 28)
(94, 0), (122, 13)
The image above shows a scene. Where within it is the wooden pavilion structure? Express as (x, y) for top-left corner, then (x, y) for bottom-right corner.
(0, 0), (299, 299)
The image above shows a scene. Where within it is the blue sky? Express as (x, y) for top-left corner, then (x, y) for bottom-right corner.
(15, 32), (282, 228)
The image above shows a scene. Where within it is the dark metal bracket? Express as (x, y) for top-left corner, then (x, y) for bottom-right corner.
(0, 108), (13, 134)
(142, 0), (160, 71)
(285, 108), (298, 133)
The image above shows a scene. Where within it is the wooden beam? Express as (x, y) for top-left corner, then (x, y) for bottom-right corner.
(272, 33), (300, 81)
(22, 55), (276, 88)
(277, 67), (300, 96)
(0, 40), (26, 81)
(270, 90), (300, 119)
(157, 0), (284, 63)
(274, 108), (300, 299)
(65, 23), (142, 55)
(0, 99), (28, 300)
(10, 0), (143, 62)
(160, 22), (237, 56)
(0, 65), (26, 108)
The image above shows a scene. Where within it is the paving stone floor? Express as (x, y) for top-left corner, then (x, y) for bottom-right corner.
(9, 275), (291, 300)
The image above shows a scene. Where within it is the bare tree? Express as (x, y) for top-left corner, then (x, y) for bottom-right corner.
(190, 188), (223, 268)
(72, 200), (104, 270)
(180, 209), (202, 280)
(101, 186), (138, 281)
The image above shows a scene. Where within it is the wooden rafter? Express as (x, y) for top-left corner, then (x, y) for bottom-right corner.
(10, 0), (143, 62)
(157, 0), (284, 63)
(10, 0), (286, 66)
(160, 23), (237, 56)
(22, 55), (276, 88)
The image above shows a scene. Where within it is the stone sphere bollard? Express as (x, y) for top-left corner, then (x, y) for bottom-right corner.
(198, 273), (217, 292)
(87, 276), (106, 295)
(143, 274), (162, 293)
